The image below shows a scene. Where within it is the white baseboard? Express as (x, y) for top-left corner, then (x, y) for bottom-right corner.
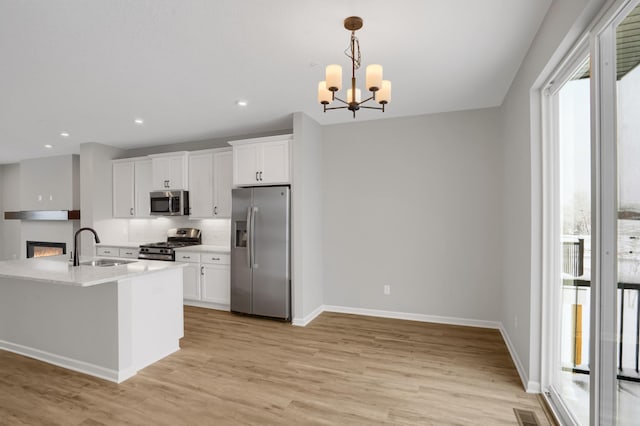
(323, 305), (502, 329)
(184, 300), (230, 311)
(0, 339), (127, 383)
(498, 325), (533, 392)
(292, 305), (324, 326)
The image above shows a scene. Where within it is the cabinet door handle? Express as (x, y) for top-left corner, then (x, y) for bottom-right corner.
(183, 256), (190, 259)
(255, 171), (259, 181)
(130, 207), (134, 216)
(211, 257), (220, 261)
(200, 265), (204, 276)
(214, 206), (218, 215)
(259, 171), (263, 181)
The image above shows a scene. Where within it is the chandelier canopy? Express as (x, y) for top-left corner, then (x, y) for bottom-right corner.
(317, 16), (391, 118)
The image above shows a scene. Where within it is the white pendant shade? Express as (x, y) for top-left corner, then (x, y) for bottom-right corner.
(318, 81), (332, 104)
(347, 88), (361, 103)
(377, 80), (391, 104)
(365, 64), (383, 91)
(325, 64), (342, 91)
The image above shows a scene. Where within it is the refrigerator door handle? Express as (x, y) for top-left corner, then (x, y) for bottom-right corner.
(246, 207), (253, 269)
(250, 207), (258, 268)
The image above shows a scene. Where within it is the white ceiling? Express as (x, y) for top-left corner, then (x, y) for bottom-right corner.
(0, 0), (552, 165)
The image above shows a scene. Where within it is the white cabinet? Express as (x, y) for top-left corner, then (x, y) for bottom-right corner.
(188, 152), (214, 218)
(118, 248), (139, 259)
(229, 135), (291, 186)
(96, 246), (118, 257)
(112, 161), (134, 218)
(177, 252), (201, 301)
(150, 152), (188, 190)
(201, 254), (230, 306)
(188, 149), (232, 218)
(213, 151), (233, 217)
(112, 158), (152, 218)
(96, 245), (139, 259)
(134, 159), (152, 217)
(178, 250), (230, 310)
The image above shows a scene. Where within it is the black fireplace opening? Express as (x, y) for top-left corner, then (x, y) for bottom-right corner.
(26, 241), (67, 259)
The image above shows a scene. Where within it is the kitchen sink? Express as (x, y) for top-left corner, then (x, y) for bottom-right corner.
(80, 258), (138, 267)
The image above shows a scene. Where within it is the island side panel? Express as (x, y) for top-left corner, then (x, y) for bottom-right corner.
(0, 277), (119, 379)
(118, 268), (183, 376)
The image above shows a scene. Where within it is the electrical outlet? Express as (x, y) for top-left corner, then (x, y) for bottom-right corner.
(383, 285), (391, 295)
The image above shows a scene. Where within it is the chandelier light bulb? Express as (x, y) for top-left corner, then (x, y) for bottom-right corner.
(325, 64), (342, 91)
(318, 81), (332, 104)
(377, 80), (391, 104)
(366, 64), (383, 91)
(347, 88), (362, 104)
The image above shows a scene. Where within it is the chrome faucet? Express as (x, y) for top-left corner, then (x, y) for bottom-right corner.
(73, 227), (101, 266)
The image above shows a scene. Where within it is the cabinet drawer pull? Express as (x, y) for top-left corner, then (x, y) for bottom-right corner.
(183, 256), (190, 259)
(211, 257), (220, 261)
(125, 252), (132, 255)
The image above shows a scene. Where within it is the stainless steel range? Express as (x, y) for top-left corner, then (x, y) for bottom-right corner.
(138, 228), (201, 261)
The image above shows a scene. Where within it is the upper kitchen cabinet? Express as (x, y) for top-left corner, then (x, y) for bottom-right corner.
(213, 150), (233, 217)
(112, 157), (152, 218)
(150, 152), (188, 190)
(19, 154), (80, 211)
(229, 135), (292, 186)
(188, 149), (232, 218)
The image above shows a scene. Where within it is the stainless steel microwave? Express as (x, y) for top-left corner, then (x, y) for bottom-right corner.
(150, 190), (190, 216)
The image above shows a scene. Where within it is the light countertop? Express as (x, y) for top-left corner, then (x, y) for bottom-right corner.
(174, 245), (230, 253)
(0, 255), (186, 287)
(96, 242), (149, 248)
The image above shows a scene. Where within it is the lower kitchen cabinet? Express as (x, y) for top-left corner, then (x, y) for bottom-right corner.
(201, 264), (230, 305)
(177, 251), (230, 311)
(182, 263), (201, 300)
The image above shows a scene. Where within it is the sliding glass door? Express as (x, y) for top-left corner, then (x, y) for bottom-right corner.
(614, 4), (640, 423)
(549, 55), (592, 426)
(545, 1), (640, 424)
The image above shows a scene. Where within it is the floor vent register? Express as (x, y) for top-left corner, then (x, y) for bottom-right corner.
(513, 408), (541, 426)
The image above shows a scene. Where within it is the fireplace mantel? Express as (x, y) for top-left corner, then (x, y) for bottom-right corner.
(4, 210), (80, 221)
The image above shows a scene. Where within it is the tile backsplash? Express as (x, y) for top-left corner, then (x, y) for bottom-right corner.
(126, 218), (231, 246)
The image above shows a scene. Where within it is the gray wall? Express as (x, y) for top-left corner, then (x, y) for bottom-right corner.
(0, 164), (21, 260)
(291, 113), (324, 323)
(79, 143), (127, 256)
(322, 109), (504, 321)
(123, 129), (292, 158)
(499, 0), (606, 390)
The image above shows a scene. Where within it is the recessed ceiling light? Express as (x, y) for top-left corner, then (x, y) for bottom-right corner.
(60, 132), (70, 137)
(44, 144), (53, 149)
(236, 100), (248, 107)
(134, 118), (144, 125)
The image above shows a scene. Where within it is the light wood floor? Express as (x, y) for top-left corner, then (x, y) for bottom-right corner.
(0, 307), (553, 425)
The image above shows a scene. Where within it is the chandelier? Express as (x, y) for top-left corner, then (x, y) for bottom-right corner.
(317, 16), (391, 118)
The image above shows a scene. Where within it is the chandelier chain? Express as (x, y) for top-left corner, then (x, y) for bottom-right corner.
(344, 32), (361, 70)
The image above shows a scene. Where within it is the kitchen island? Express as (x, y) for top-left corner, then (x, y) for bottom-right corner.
(0, 255), (185, 383)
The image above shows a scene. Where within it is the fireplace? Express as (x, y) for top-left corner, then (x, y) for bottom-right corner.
(26, 241), (67, 258)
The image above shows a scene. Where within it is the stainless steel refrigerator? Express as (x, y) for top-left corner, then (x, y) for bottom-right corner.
(230, 186), (290, 320)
